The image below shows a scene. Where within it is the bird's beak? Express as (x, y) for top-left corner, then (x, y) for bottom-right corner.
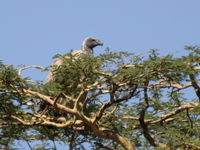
(98, 40), (103, 46)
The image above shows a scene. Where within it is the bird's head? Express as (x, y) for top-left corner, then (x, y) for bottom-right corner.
(82, 37), (103, 53)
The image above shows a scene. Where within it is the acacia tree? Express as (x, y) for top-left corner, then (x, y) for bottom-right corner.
(1, 46), (200, 150)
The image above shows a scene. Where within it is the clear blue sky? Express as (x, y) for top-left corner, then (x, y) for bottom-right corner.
(1, 1), (200, 149)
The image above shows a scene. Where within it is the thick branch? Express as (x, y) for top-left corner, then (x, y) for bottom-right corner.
(189, 74), (200, 100)
(92, 126), (136, 150)
(74, 90), (87, 110)
(139, 79), (157, 147)
(23, 89), (93, 125)
(93, 101), (113, 124)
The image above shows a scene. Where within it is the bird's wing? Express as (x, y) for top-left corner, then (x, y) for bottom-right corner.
(71, 50), (84, 55)
(46, 50), (85, 83)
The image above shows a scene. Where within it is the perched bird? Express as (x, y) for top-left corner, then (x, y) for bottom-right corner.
(46, 37), (103, 83)
(41, 37), (103, 115)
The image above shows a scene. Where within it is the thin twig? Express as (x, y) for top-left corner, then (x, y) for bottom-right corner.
(186, 109), (193, 129)
(18, 65), (45, 76)
(26, 140), (33, 150)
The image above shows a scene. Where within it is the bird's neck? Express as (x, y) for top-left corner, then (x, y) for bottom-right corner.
(82, 45), (94, 56)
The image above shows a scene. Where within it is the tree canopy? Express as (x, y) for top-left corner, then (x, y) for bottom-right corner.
(1, 46), (200, 150)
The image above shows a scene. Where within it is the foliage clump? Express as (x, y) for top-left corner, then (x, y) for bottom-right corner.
(1, 46), (200, 149)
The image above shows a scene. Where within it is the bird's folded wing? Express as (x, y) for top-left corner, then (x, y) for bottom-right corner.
(46, 50), (85, 83)
(51, 50), (84, 66)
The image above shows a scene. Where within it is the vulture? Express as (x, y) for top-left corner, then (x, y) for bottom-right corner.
(46, 37), (103, 83)
(41, 37), (103, 116)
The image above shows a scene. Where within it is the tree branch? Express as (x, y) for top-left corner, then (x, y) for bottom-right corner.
(18, 65), (45, 76)
(189, 74), (200, 100)
(92, 126), (136, 150)
(149, 102), (199, 125)
(139, 79), (158, 147)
